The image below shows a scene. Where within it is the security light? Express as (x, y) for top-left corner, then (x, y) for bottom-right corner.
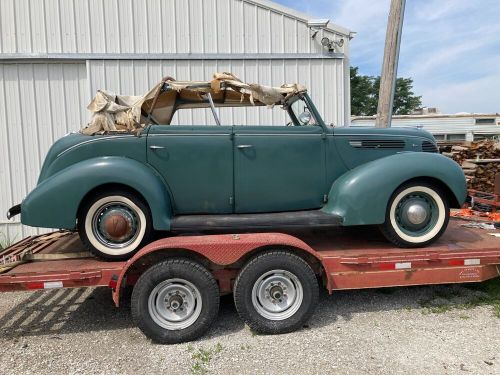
(320, 37), (345, 51)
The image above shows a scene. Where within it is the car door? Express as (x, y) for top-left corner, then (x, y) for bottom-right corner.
(233, 125), (327, 213)
(147, 125), (234, 214)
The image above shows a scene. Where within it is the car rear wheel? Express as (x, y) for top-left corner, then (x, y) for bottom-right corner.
(78, 189), (153, 260)
(380, 182), (449, 248)
(131, 258), (219, 344)
(233, 251), (319, 335)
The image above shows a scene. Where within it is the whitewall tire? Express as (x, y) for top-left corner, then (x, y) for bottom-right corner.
(78, 189), (153, 260)
(380, 182), (449, 248)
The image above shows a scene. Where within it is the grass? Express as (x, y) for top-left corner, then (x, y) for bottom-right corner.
(418, 279), (500, 318)
(188, 343), (224, 374)
(463, 279), (500, 318)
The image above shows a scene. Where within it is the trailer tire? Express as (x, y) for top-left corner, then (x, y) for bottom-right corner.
(131, 258), (219, 344)
(234, 251), (318, 335)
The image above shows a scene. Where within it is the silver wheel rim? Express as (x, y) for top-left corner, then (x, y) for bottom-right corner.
(251, 269), (303, 321)
(148, 278), (203, 330)
(92, 202), (141, 249)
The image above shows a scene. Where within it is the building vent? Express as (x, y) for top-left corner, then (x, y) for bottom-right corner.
(349, 139), (405, 149)
(422, 140), (438, 153)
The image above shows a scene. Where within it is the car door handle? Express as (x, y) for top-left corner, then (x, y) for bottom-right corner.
(149, 145), (165, 150)
(237, 144), (253, 149)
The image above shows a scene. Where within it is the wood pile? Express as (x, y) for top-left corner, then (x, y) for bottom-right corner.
(441, 140), (500, 193)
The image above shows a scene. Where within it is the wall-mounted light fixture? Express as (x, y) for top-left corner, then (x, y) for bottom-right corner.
(320, 36), (344, 52)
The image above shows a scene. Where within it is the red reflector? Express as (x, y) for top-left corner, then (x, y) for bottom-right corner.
(448, 259), (463, 266)
(379, 263), (395, 270)
(108, 279), (118, 290)
(26, 282), (44, 290)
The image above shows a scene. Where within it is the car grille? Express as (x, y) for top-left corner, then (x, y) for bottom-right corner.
(422, 140), (439, 153)
(349, 139), (405, 149)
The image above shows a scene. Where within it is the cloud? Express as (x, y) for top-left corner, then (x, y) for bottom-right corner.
(274, 0), (500, 113)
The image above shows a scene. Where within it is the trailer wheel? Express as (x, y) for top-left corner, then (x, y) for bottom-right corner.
(234, 251), (319, 335)
(131, 258), (219, 344)
(380, 182), (450, 248)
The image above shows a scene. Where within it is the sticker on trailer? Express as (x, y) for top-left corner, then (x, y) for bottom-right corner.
(464, 259), (480, 266)
(44, 281), (63, 289)
(395, 262), (412, 269)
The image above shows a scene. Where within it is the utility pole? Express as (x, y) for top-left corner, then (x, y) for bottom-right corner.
(375, 0), (406, 128)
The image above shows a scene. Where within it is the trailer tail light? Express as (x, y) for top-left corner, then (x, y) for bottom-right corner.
(108, 275), (118, 290)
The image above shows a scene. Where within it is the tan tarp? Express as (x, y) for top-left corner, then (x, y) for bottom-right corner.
(82, 72), (307, 135)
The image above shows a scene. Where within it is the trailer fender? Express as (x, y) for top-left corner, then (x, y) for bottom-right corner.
(112, 232), (322, 306)
(322, 152), (467, 226)
(21, 156), (173, 231)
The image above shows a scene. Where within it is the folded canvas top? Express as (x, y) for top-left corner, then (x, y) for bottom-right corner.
(82, 72), (307, 135)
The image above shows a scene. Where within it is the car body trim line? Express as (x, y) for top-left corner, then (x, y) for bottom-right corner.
(57, 135), (137, 157)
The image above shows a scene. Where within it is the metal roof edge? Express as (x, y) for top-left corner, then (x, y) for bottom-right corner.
(242, 0), (353, 37)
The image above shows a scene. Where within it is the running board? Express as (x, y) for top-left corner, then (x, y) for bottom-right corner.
(170, 210), (342, 232)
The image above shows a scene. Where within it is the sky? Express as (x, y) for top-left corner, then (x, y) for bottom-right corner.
(274, 0), (500, 114)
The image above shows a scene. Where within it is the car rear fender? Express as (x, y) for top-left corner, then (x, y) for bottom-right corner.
(322, 152), (467, 226)
(21, 156), (173, 230)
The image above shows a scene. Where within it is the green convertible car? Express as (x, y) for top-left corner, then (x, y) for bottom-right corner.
(7, 74), (467, 260)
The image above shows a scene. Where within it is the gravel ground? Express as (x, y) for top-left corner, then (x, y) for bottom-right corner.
(0, 283), (499, 375)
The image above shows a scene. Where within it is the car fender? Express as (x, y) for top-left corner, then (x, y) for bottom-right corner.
(321, 152), (467, 226)
(21, 156), (173, 230)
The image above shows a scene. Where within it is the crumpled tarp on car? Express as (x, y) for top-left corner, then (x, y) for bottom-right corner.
(81, 72), (307, 135)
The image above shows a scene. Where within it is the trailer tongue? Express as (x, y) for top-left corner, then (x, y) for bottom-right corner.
(1, 220), (499, 343)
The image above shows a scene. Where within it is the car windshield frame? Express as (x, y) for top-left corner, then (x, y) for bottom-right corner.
(284, 93), (327, 130)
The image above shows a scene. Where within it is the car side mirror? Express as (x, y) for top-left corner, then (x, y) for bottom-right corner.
(298, 111), (312, 125)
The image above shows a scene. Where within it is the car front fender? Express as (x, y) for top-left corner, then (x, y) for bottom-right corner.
(321, 152), (467, 226)
(21, 156), (173, 230)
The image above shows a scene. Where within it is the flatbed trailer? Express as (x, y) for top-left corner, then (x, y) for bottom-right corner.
(1, 220), (499, 343)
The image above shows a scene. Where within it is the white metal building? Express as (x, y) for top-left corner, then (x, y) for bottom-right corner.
(351, 114), (500, 142)
(0, 0), (352, 242)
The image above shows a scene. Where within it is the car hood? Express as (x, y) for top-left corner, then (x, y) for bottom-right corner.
(334, 126), (435, 141)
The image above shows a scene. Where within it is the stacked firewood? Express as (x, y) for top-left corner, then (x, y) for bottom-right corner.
(441, 140), (500, 193)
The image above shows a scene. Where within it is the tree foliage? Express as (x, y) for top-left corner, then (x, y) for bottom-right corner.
(350, 66), (422, 116)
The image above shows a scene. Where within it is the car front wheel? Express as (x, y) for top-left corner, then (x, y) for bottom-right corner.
(380, 182), (450, 248)
(78, 189), (153, 260)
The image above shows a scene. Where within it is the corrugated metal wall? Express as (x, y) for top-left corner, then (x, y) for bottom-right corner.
(0, 0), (351, 244)
(0, 0), (347, 55)
(88, 59), (346, 126)
(0, 62), (88, 241)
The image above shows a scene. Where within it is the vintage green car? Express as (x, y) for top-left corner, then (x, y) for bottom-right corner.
(7, 74), (467, 260)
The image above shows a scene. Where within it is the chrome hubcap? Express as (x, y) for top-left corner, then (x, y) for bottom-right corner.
(251, 270), (303, 321)
(92, 203), (140, 248)
(148, 279), (202, 330)
(406, 203), (428, 225)
(395, 192), (437, 235)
